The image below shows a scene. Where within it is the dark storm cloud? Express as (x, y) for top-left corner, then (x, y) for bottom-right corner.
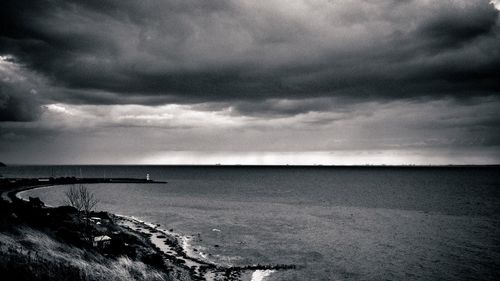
(1, 0), (499, 110)
(0, 83), (40, 121)
(0, 56), (42, 121)
(417, 1), (498, 49)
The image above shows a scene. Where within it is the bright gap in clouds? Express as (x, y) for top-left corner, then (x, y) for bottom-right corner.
(492, 0), (500, 9)
(139, 151), (500, 166)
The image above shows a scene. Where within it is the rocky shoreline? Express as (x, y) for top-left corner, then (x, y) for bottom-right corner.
(114, 215), (296, 281)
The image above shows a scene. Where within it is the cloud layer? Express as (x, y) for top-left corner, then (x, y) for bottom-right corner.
(1, 0), (499, 164)
(1, 0), (499, 106)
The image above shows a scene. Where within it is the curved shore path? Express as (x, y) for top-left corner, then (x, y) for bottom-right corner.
(115, 215), (228, 280)
(4, 178), (296, 281)
(2, 183), (53, 203)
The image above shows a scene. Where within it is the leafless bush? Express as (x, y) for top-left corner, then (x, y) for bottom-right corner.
(65, 185), (99, 217)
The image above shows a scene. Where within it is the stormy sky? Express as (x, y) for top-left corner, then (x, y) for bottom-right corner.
(1, 0), (500, 165)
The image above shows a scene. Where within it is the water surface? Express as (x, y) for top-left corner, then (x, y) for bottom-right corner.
(5, 165), (500, 280)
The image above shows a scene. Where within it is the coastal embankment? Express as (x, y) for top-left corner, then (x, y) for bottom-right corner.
(1, 176), (165, 203)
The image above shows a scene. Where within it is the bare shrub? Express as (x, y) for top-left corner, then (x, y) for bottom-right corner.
(65, 185), (99, 216)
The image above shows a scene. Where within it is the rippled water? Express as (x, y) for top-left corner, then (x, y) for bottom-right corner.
(5, 165), (500, 280)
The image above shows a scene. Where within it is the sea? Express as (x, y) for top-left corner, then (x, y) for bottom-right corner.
(2, 165), (499, 281)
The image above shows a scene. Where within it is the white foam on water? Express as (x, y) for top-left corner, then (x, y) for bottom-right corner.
(251, 270), (275, 281)
(181, 235), (196, 256)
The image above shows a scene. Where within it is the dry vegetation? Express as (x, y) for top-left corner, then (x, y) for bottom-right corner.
(0, 227), (170, 281)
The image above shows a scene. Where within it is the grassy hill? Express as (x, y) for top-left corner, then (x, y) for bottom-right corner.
(0, 195), (193, 281)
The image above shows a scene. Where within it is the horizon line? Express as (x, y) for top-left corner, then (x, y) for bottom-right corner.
(2, 163), (500, 167)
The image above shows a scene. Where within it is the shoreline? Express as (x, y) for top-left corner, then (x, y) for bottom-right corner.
(1, 176), (165, 203)
(12, 184), (227, 280)
(113, 215), (237, 281)
(6, 178), (296, 281)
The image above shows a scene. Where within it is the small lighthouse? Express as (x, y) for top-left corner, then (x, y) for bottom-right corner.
(146, 173), (150, 181)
